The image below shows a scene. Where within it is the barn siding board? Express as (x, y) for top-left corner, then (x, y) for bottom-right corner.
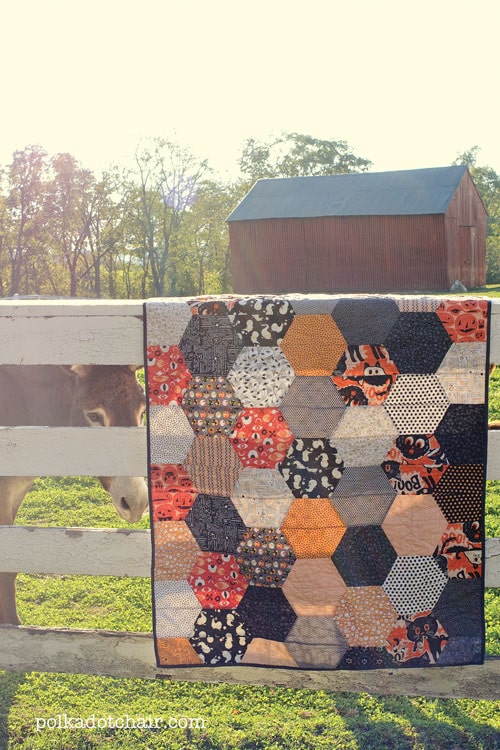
(230, 214), (448, 293)
(453, 171), (485, 286)
(229, 168), (487, 293)
(444, 171), (487, 288)
(444, 215), (459, 285)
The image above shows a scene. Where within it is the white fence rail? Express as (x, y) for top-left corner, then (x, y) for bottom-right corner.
(0, 298), (499, 698)
(0, 299), (144, 365)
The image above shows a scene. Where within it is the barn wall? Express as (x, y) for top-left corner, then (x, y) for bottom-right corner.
(230, 215), (448, 293)
(444, 172), (487, 288)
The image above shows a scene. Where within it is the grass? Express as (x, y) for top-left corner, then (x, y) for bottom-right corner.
(1, 291), (500, 749)
(2, 674), (500, 750)
(478, 285), (500, 298)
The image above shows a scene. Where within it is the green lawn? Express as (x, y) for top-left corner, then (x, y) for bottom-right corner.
(479, 285), (500, 298)
(1, 290), (500, 749)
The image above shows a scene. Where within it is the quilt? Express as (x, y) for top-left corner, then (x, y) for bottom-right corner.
(143, 295), (489, 670)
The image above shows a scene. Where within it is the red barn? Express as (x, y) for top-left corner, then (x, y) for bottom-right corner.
(227, 166), (487, 293)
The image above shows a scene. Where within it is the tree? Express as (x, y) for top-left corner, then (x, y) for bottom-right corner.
(4, 145), (48, 295)
(43, 153), (97, 297)
(174, 179), (246, 295)
(239, 131), (372, 180)
(0, 185), (9, 296)
(455, 147), (500, 284)
(82, 169), (129, 298)
(127, 138), (210, 296)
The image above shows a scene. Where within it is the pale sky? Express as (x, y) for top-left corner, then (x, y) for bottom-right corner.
(1, 0), (499, 180)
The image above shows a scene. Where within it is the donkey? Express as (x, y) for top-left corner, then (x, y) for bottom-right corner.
(0, 364), (149, 625)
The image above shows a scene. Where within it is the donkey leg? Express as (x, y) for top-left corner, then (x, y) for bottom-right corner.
(0, 477), (35, 625)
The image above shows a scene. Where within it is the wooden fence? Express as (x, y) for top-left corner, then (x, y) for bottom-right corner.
(0, 298), (498, 699)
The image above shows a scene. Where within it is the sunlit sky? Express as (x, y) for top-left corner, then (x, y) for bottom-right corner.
(1, 0), (499, 180)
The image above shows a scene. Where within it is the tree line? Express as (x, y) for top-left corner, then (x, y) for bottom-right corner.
(0, 139), (239, 299)
(0, 135), (499, 299)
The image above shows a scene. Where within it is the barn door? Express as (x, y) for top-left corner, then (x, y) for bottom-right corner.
(459, 225), (476, 288)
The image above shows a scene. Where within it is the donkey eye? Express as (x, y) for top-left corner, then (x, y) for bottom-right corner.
(87, 411), (105, 426)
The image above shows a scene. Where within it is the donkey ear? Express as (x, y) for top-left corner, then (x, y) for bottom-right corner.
(60, 365), (92, 378)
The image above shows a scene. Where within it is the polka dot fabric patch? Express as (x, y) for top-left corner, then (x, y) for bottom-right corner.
(383, 312), (453, 374)
(235, 528), (296, 587)
(144, 295), (488, 670)
(280, 314), (347, 375)
(181, 375), (242, 436)
(433, 465), (485, 522)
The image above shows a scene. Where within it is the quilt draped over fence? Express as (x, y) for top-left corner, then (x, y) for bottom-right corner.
(144, 295), (489, 671)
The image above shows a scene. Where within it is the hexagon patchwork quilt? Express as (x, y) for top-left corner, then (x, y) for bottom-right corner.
(144, 295), (489, 671)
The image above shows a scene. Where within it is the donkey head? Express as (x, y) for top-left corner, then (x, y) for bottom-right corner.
(67, 365), (149, 523)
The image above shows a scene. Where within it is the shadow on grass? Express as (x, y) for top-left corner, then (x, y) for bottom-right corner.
(352, 693), (500, 750)
(333, 693), (416, 750)
(0, 671), (26, 750)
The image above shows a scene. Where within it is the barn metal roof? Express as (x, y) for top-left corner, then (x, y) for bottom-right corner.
(227, 165), (468, 221)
